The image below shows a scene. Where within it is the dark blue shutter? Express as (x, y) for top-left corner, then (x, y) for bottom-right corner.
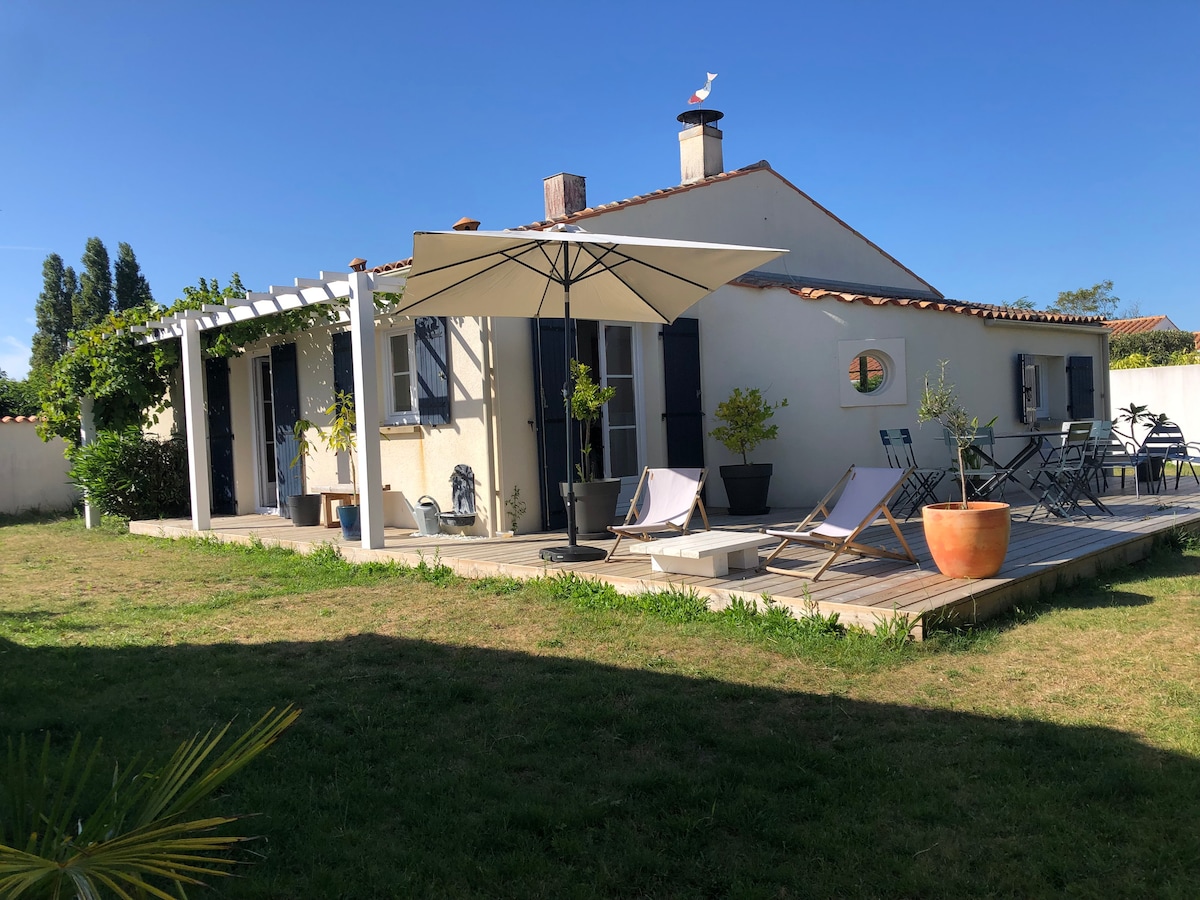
(204, 357), (236, 515)
(332, 331), (354, 401)
(532, 317), (571, 531)
(1067, 356), (1094, 419)
(270, 342), (301, 516)
(416, 316), (450, 425)
(1015, 354), (1036, 425)
(661, 318), (704, 469)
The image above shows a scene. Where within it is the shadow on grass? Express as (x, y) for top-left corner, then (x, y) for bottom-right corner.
(3, 634), (1197, 899)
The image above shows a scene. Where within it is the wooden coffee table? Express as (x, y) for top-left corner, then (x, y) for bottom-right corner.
(627, 530), (775, 577)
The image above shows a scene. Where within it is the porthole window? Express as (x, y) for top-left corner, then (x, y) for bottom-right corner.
(848, 352), (887, 394)
(838, 339), (907, 408)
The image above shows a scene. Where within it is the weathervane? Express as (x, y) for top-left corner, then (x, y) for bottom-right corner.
(688, 72), (717, 106)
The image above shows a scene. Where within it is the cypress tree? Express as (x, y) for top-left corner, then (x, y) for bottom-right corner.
(114, 241), (154, 311)
(29, 253), (77, 377)
(76, 237), (113, 326)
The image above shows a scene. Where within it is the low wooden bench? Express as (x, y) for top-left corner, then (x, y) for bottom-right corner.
(312, 484), (390, 528)
(627, 530), (776, 577)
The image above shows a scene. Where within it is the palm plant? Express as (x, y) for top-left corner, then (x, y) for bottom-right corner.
(0, 706), (299, 899)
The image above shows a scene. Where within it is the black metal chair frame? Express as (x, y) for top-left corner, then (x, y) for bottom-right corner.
(879, 428), (946, 520)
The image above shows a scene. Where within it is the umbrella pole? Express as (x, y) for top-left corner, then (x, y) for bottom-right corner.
(541, 283), (606, 563)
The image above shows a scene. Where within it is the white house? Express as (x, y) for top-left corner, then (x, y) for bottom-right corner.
(136, 107), (1111, 545)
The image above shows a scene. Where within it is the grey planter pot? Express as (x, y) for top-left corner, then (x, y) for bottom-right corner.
(560, 478), (622, 538)
(289, 494), (321, 527)
(719, 463), (774, 516)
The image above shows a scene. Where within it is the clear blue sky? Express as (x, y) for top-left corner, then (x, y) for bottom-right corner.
(2, 1), (1197, 378)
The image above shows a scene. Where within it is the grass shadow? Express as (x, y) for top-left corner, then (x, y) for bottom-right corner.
(3, 633), (1197, 899)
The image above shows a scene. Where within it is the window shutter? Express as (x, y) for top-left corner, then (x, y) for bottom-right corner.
(270, 342), (301, 516)
(1067, 356), (1094, 419)
(204, 357), (236, 515)
(416, 316), (450, 425)
(661, 318), (705, 469)
(532, 317), (569, 531)
(332, 331), (354, 400)
(1015, 354), (1036, 425)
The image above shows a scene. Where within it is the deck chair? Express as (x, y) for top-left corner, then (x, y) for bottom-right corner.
(762, 466), (917, 581)
(605, 467), (709, 562)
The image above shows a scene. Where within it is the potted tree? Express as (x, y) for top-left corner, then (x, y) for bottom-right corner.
(917, 361), (1010, 578)
(287, 420), (322, 527)
(561, 360), (622, 536)
(317, 390), (360, 541)
(1114, 402), (1170, 486)
(709, 387), (787, 515)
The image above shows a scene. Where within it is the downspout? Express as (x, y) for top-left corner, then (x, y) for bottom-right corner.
(480, 316), (502, 535)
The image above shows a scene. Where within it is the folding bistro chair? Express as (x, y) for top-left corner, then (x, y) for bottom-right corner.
(605, 467), (709, 562)
(1026, 421), (1093, 520)
(942, 426), (1016, 500)
(879, 428), (947, 520)
(762, 466), (917, 581)
(1130, 423), (1192, 495)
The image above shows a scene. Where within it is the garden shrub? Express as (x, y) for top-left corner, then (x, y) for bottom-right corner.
(1110, 330), (1198, 367)
(69, 426), (189, 519)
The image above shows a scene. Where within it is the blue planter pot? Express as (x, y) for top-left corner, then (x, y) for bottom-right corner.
(338, 504), (361, 541)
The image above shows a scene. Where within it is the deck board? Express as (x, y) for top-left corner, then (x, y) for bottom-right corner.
(130, 482), (1200, 639)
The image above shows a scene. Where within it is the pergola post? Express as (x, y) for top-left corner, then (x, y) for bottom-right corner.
(180, 317), (211, 531)
(349, 271), (384, 549)
(79, 396), (101, 529)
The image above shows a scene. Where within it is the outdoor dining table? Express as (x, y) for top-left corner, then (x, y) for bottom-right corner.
(964, 431), (1057, 502)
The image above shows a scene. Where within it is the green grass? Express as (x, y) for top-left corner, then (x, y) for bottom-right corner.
(2, 519), (1199, 898)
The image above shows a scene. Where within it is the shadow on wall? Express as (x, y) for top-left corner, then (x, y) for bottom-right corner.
(3, 632), (1198, 897)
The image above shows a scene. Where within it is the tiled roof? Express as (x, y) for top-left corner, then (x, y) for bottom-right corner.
(370, 160), (941, 299)
(0, 415), (40, 423)
(1105, 315), (1173, 336)
(768, 284), (1106, 326)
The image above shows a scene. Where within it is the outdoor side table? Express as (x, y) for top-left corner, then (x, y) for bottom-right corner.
(627, 530), (775, 577)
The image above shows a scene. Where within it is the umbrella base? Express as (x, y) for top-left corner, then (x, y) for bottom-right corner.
(541, 544), (608, 563)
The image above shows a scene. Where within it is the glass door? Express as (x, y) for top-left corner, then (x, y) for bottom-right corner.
(599, 324), (642, 512)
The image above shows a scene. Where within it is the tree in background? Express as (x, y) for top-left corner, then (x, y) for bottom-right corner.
(75, 236), (114, 326)
(29, 253), (78, 380)
(114, 241), (155, 311)
(0, 369), (39, 417)
(1006, 296), (1036, 310)
(1052, 280), (1119, 318)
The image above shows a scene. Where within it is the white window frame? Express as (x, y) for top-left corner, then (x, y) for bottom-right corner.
(837, 339), (908, 408)
(382, 327), (419, 425)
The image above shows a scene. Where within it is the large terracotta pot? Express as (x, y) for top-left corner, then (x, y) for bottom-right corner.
(922, 501), (1011, 578)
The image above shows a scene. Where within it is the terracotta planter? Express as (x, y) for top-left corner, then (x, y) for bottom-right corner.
(922, 501), (1011, 578)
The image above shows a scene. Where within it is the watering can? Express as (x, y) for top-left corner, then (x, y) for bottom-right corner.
(406, 495), (442, 536)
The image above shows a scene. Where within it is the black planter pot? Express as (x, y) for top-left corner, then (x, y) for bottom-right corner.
(289, 494), (322, 527)
(719, 463), (774, 516)
(560, 478), (621, 538)
(338, 504), (361, 541)
(1137, 458), (1165, 486)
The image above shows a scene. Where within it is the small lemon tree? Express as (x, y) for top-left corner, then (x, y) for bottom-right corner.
(709, 387), (788, 465)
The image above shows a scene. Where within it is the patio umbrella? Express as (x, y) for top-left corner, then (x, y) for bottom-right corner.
(393, 226), (787, 561)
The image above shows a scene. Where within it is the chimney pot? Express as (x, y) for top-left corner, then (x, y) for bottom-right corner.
(543, 173), (586, 220)
(677, 108), (724, 184)
(453, 216), (481, 231)
(348, 257), (367, 272)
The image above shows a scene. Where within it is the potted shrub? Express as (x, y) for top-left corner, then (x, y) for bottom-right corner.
(287, 420), (322, 527)
(560, 360), (622, 536)
(1114, 402), (1170, 486)
(316, 390), (360, 540)
(502, 485), (527, 537)
(709, 387), (787, 515)
(917, 361), (1010, 578)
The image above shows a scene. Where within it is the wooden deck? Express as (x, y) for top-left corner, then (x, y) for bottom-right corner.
(130, 481), (1200, 639)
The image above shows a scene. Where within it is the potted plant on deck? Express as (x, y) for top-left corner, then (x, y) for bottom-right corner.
(287, 421), (323, 527)
(312, 390), (360, 541)
(561, 360), (621, 537)
(709, 387), (787, 515)
(917, 360), (1010, 578)
(1114, 402), (1170, 486)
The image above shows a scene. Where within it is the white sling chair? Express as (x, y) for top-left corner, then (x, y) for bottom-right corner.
(762, 466), (917, 581)
(605, 467), (709, 562)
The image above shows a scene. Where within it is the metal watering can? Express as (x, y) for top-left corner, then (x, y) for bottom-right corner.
(407, 495), (442, 536)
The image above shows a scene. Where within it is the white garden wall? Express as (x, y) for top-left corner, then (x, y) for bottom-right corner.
(0, 417), (79, 515)
(1110, 365), (1200, 445)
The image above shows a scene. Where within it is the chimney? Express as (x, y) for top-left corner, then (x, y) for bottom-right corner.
(452, 216), (480, 231)
(676, 108), (724, 184)
(543, 173), (586, 220)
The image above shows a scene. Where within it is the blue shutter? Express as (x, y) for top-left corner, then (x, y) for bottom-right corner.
(332, 331), (354, 401)
(661, 318), (704, 469)
(204, 357), (236, 515)
(1067, 356), (1094, 419)
(1015, 354), (1036, 425)
(416, 316), (450, 425)
(270, 342), (301, 516)
(532, 317), (571, 531)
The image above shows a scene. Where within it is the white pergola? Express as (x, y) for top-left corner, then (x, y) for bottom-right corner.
(85, 267), (408, 550)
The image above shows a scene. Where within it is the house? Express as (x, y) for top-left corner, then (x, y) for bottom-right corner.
(1105, 315), (1181, 336)
(133, 107), (1111, 545)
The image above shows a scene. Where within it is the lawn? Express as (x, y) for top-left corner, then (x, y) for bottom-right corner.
(2, 517), (1199, 898)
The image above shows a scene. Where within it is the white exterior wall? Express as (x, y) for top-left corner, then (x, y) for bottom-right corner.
(1111, 365), (1200, 445)
(572, 168), (935, 295)
(0, 420), (79, 514)
(692, 288), (1111, 507)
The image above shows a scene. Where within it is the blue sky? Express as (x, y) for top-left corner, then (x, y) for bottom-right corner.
(2, 1), (1197, 378)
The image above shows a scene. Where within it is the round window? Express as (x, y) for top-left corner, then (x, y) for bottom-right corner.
(848, 352), (887, 394)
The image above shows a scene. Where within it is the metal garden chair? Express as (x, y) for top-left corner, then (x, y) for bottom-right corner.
(879, 428), (947, 520)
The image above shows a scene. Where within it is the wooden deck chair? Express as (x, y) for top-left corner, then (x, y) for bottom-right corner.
(762, 466), (917, 581)
(605, 467), (709, 562)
